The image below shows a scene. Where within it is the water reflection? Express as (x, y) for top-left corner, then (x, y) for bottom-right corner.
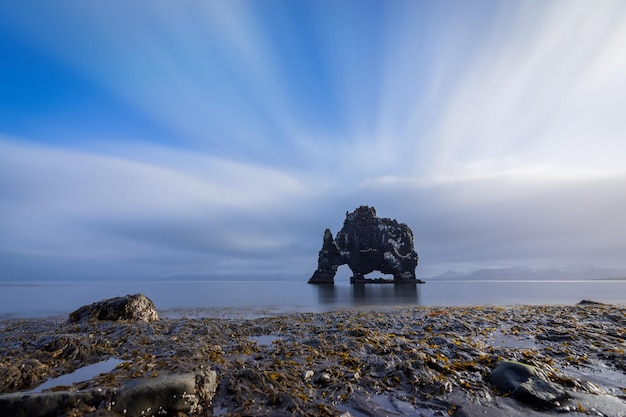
(315, 283), (420, 307)
(28, 358), (123, 393)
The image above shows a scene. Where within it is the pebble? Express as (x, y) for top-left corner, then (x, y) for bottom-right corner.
(302, 370), (314, 382)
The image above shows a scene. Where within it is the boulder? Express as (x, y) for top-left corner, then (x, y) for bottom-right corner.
(68, 293), (159, 323)
(0, 372), (217, 417)
(309, 206), (419, 283)
(488, 360), (537, 393)
(113, 371), (217, 417)
(488, 360), (569, 409)
(0, 390), (107, 417)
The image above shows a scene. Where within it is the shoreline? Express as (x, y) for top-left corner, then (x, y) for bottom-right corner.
(1, 303), (626, 416)
(3, 279), (626, 321)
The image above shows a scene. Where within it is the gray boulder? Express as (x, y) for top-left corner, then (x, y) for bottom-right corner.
(113, 371), (217, 417)
(69, 293), (159, 323)
(0, 390), (107, 417)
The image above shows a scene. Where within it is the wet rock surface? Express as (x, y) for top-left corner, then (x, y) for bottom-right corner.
(489, 360), (570, 409)
(309, 206), (419, 283)
(1, 303), (625, 416)
(68, 294), (159, 323)
(113, 371), (217, 416)
(0, 390), (109, 417)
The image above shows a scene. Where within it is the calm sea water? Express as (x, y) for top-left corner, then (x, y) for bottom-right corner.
(1, 279), (625, 319)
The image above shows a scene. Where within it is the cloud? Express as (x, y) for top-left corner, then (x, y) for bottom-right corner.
(356, 168), (626, 274)
(1, 2), (626, 280)
(445, 2), (625, 171)
(0, 139), (323, 278)
(369, 1), (626, 177)
(3, 1), (625, 177)
(2, 137), (626, 280)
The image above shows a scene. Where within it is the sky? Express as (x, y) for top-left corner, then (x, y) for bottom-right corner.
(1, 0), (626, 281)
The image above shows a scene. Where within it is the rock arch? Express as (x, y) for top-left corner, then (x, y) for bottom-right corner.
(308, 206), (419, 283)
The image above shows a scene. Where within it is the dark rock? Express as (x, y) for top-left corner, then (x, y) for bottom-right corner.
(309, 206), (419, 283)
(513, 379), (570, 409)
(113, 371), (217, 417)
(488, 360), (537, 393)
(0, 390), (106, 417)
(0, 372), (216, 417)
(488, 360), (570, 409)
(68, 293), (159, 323)
(577, 299), (606, 305)
(313, 372), (332, 385)
(309, 229), (342, 284)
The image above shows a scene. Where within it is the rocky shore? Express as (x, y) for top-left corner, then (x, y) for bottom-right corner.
(1, 302), (625, 416)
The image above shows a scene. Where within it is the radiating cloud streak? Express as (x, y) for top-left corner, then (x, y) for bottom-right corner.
(1, 1), (626, 280)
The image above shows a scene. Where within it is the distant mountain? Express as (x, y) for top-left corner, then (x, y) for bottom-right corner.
(163, 271), (311, 282)
(426, 266), (626, 281)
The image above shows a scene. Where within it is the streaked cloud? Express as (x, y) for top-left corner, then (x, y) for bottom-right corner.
(1, 1), (625, 280)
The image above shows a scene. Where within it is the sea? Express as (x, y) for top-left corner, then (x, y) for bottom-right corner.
(1, 278), (625, 320)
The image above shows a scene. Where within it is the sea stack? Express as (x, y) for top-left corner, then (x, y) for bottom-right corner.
(309, 206), (419, 284)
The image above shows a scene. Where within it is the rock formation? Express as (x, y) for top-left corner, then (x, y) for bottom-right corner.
(309, 206), (419, 283)
(68, 293), (159, 323)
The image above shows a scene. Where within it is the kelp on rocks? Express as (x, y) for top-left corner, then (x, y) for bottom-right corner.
(1, 304), (625, 416)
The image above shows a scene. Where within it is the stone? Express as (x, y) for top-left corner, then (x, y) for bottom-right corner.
(488, 360), (570, 409)
(68, 293), (159, 323)
(302, 370), (314, 382)
(313, 372), (332, 385)
(577, 299), (606, 305)
(513, 379), (570, 409)
(0, 390), (107, 417)
(0, 372), (217, 417)
(113, 371), (217, 417)
(488, 360), (537, 393)
(309, 206), (419, 283)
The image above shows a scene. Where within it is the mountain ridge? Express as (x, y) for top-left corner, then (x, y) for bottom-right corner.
(425, 266), (626, 281)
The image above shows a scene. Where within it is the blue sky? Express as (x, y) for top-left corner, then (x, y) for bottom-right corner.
(1, 0), (626, 280)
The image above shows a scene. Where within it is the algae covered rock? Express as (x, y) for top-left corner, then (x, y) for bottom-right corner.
(68, 293), (159, 323)
(0, 391), (104, 417)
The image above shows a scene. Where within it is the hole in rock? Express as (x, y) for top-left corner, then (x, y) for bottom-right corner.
(364, 272), (395, 280)
(335, 265), (353, 282)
